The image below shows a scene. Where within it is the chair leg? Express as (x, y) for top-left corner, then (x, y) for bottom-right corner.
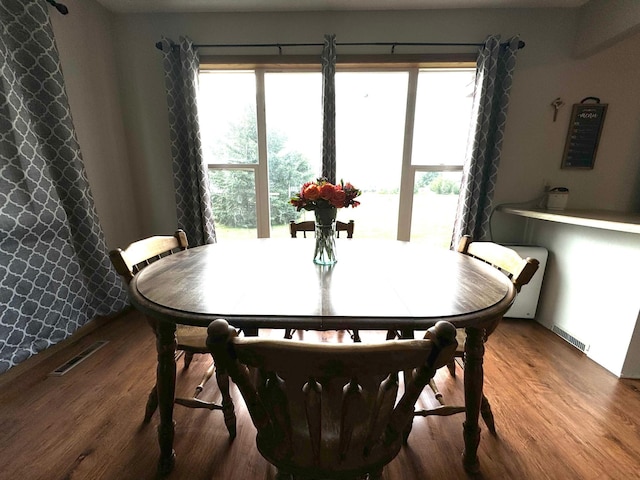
(481, 394), (497, 435)
(183, 351), (194, 369)
(428, 378), (444, 405)
(446, 359), (457, 377)
(284, 329), (294, 339)
(351, 329), (361, 343)
(144, 384), (158, 423)
(402, 417), (414, 444)
(194, 362), (215, 398)
(215, 360), (237, 439)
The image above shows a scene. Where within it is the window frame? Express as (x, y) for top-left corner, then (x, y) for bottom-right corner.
(199, 53), (476, 241)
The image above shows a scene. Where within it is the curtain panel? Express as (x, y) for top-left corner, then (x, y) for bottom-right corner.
(321, 34), (337, 184)
(160, 37), (216, 246)
(452, 35), (521, 245)
(0, 0), (128, 373)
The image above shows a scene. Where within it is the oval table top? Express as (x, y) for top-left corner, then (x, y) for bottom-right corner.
(129, 238), (515, 331)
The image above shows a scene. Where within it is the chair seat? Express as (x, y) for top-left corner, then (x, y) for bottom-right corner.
(176, 325), (208, 351)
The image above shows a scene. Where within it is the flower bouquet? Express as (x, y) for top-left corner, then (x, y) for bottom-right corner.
(290, 179), (361, 265)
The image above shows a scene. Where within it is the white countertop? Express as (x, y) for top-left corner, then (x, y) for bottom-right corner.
(497, 206), (640, 235)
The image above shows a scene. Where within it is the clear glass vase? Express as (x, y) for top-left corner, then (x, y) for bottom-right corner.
(313, 208), (338, 265)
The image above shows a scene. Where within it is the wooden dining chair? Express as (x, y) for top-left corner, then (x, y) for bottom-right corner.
(413, 235), (540, 434)
(287, 219), (359, 342)
(289, 220), (314, 238)
(207, 318), (457, 480)
(109, 230), (236, 437)
(336, 219), (355, 238)
(446, 235), (540, 376)
(289, 219), (355, 238)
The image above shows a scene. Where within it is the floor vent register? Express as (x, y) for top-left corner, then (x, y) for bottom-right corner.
(49, 340), (109, 376)
(551, 325), (589, 353)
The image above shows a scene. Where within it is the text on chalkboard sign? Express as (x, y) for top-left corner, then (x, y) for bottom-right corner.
(561, 97), (607, 169)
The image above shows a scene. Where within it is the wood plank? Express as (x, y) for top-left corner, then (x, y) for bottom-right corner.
(1, 310), (639, 479)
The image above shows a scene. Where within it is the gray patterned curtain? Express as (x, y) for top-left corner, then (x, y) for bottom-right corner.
(452, 35), (521, 245)
(0, 0), (128, 373)
(321, 34), (337, 184)
(160, 37), (216, 246)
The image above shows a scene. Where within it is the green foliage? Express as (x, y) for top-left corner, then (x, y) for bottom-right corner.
(209, 169), (256, 228)
(415, 171), (440, 189)
(209, 106), (314, 228)
(268, 135), (314, 225)
(376, 187), (399, 195)
(429, 177), (461, 195)
(414, 171), (462, 195)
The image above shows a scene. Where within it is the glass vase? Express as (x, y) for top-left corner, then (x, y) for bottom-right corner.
(313, 208), (338, 265)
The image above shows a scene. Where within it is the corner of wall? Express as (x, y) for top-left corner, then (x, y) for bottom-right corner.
(573, 0), (640, 58)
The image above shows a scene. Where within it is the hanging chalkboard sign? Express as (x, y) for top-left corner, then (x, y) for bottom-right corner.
(561, 97), (607, 169)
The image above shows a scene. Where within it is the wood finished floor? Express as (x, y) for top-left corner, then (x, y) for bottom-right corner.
(1, 310), (639, 480)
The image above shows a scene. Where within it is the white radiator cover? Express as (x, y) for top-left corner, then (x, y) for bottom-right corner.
(502, 245), (548, 319)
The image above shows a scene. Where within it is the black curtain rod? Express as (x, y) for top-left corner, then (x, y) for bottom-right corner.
(156, 40), (525, 53)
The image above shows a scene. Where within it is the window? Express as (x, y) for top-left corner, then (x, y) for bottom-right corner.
(197, 61), (475, 247)
(407, 69), (475, 247)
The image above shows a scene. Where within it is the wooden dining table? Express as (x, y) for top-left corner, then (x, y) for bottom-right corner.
(128, 238), (516, 475)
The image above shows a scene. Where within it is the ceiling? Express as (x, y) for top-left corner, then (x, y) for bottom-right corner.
(95, 0), (589, 14)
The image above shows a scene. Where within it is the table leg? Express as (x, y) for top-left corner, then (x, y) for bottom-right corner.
(462, 326), (484, 474)
(155, 320), (177, 476)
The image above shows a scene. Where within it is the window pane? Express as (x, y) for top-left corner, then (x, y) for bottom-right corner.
(265, 72), (322, 238)
(198, 71), (258, 164)
(335, 72), (408, 239)
(410, 171), (462, 247)
(411, 69), (475, 166)
(209, 168), (257, 241)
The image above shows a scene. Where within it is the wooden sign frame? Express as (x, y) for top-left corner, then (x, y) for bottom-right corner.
(561, 97), (607, 169)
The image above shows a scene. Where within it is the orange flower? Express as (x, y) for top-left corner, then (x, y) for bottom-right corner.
(303, 184), (320, 201)
(330, 189), (346, 208)
(290, 178), (361, 212)
(318, 183), (336, 200)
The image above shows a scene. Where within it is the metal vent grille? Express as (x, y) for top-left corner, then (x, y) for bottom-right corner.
(551, 325), (589, 353)
(49, 340), (109, 376)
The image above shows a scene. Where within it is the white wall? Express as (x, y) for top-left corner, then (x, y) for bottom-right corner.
(49, 0), (140, 249)
(574, 0), (640, 57)
(524, 219), (640, 378)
